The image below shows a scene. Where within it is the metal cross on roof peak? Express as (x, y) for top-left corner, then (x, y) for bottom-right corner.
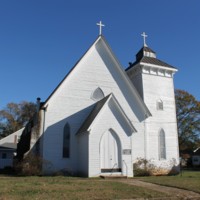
(141, 32), (148, 47)
(96, 21), (105, 35)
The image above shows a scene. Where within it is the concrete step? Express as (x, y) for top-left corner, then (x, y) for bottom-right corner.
(100, 175), (127, 179)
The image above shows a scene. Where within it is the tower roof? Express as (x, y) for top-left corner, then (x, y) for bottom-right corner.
(126, 45), (177, 71)
(136, 46), (156, 61)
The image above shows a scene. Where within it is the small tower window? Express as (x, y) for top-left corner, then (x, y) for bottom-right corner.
(157, 99), (163, 110)
(63, 123), (70, 158)
(91, 87), (105, 101)
(159, 129), (166, 160)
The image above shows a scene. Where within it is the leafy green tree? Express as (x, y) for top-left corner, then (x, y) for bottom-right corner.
(175, 89), (200, 151)
(0, 101), (37, 139)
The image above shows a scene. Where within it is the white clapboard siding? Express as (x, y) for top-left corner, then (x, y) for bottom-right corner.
(41, 37), (147, 175)
(127, 57), (179, 171)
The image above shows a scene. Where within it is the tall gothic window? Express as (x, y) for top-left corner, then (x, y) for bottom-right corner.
(91, 87), (105, 101)
(159, 129), (166, 159)
(63, 123), (70, 158)
(157, 99), (163, 110)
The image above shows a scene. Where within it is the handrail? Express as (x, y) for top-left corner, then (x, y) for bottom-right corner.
(123, 160), (128, 178)
(110, 163), (117, 176)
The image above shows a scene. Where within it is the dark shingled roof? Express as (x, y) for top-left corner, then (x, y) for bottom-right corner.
(136, 46), (155, 61)
(77, 94), (111, 134)
(140, 56), (175, 68)
(126, 46), (177, 71)
(142, 46), (156, 53)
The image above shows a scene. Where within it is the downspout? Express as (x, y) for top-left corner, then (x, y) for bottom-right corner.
(144, 114), (148, 160)
(36, 97), (47, 157)
(41, 106), (47, 157)
(39, 105), (47, 174)
(130, 132), (133, 177)
(42, 107), (46, 136)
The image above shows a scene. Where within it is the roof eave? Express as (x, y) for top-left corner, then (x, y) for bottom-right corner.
(76, 130), (90, 136)
(77, 93), (137, 135)
(110, 94), (137, 133)
(141, 62), (178, 72)
(100, 37), (152, 119)
(42, 35), (103, 108)
(88, 94), (137, 133)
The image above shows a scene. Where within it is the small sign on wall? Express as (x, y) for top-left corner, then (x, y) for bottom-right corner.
(123, 149), (131, 155)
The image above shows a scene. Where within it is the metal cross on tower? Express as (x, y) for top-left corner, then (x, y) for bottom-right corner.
(96, 21), (105, 35)
(141, 32), (148, 46)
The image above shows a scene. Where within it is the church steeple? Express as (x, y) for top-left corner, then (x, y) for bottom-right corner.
(126, 33), (177, 71)
(136, 32), (156, 61)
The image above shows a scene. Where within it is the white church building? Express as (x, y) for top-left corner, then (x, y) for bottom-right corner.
(16, 23), (179, 177)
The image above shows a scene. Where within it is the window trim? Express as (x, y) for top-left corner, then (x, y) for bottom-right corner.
(91, 87), (105, 101)
(158, 129), (166, 160)
(63, 123), (70, 158)
(157, 99), (164, 111)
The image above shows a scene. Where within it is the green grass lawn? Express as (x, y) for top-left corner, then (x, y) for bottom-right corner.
(0, 171), (199, 199)
(0, 176), (168, 200)
(138, 170), (200, 193)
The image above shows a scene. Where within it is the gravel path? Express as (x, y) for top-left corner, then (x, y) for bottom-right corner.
(117, 179), (200, 200)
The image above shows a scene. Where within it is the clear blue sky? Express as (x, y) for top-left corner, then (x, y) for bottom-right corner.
(0, 0), (199, 109)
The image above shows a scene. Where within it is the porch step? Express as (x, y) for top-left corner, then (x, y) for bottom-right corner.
(100, 175), (127, 179)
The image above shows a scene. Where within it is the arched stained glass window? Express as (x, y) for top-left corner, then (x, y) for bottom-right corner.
(63, 123), (70, 158)
(91, 87), (105, 101)
(159, 129), (166, 159)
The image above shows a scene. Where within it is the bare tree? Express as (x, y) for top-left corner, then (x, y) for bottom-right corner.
(0, 101), (37, 139)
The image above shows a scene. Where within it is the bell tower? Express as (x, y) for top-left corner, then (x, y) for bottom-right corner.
(126, 33), (179, 166)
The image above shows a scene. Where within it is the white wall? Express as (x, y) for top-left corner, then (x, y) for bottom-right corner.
(88, 102), (133, 177)
(41, 38), (146, 175)
(127, 65), (179, 173)
(128, 69), (144, 99)
(142, 73), (179, 163)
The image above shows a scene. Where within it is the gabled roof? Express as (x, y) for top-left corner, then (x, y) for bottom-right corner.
(95, 36), (151, 118)
(77, 93), (136, 135)
(0, 143), (17, 150)
(42, 35), (151, 119)
(0, 127), (24, 145)
(77, 94), (111, 134)
(42, 35), (102, 107)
